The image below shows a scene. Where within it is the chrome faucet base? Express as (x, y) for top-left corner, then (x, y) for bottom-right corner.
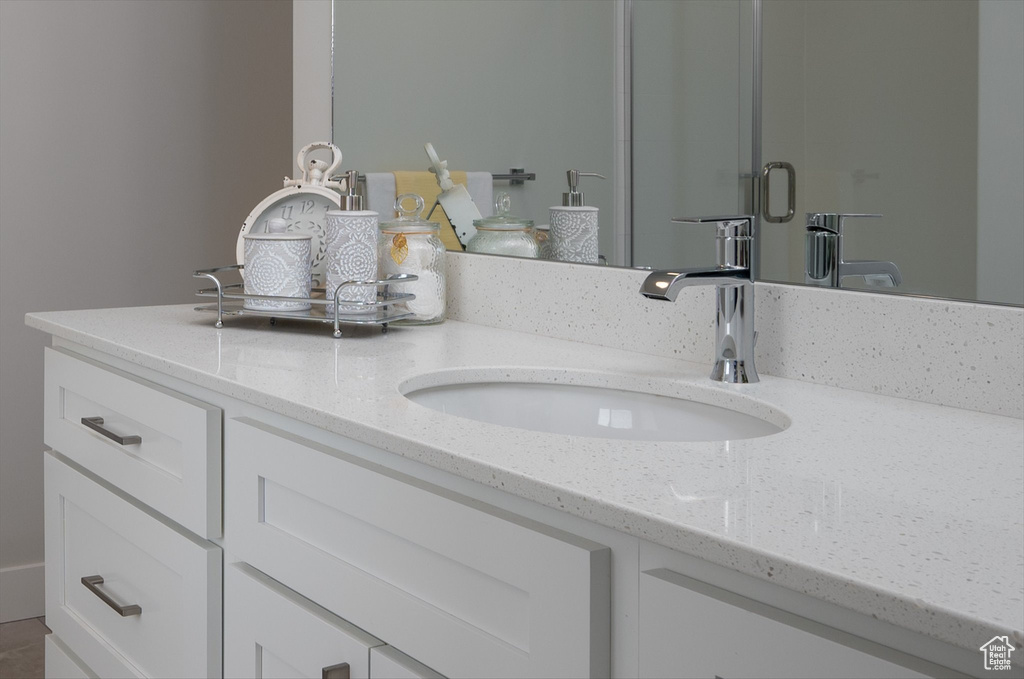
(803, 213), (903, 288)
(712, 359), (758, 384)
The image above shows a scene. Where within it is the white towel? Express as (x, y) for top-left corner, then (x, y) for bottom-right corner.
(364, 172), (493, 218)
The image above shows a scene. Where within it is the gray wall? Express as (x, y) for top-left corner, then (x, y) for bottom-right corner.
(0, 0), (292, 621)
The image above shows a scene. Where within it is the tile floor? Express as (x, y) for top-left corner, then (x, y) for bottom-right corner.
(0, 618), (48, 679)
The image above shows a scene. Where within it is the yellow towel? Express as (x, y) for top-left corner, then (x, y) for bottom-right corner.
(393, 171), (465, 251)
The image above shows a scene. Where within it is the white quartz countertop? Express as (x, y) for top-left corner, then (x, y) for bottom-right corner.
(27, 305), (1024, 655)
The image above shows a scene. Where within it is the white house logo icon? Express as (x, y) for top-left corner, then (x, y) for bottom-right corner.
(980, 636), (1016, 671)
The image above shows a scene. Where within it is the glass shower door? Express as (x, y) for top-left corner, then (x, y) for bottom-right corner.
(630, 0), (754, 271)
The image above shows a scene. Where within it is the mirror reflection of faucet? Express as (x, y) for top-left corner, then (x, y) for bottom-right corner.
(804, 213), (903, 288)
(640, 216), (758, 384)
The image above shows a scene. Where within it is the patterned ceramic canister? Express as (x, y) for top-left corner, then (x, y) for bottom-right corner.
(243, 218), (312, 311)
(325, 210), (379, 314)
(549, 206), (599, 263)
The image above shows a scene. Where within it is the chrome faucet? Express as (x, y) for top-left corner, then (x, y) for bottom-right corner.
(804, 213), (903, 288)
(640, 216), (758, 384)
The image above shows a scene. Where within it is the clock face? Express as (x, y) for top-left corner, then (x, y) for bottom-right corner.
(238, 188), (341, 285)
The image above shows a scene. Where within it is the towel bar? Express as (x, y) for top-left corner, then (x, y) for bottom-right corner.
(336, 169), (536, 185)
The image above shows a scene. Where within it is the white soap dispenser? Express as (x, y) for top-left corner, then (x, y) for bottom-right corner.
(549, 169), (605, 263)
(324, 169), (380, 314)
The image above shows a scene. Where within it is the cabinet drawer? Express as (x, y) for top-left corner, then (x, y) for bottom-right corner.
(45, 634), (96, 679)
(45, 452), (222, 679)
(639, 569), (949, 679)
(225, 417), (610, 679)
(225, 562), (383, 679)
(370, 646), (445, 679)
(44, 347), (221, 538)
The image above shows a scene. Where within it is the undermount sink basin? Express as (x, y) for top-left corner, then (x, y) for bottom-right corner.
(403, 373), (787, 442)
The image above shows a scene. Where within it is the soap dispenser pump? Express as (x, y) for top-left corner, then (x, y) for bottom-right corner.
(324, 169), (379, 314)
(338, 169), (365, 210)
(550, 170), (605, 263)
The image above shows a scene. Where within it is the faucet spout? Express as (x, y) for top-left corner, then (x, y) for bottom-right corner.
(641, 266), (751, 301)
(839, 260), (903, 287)
(639, 215), (758, 384)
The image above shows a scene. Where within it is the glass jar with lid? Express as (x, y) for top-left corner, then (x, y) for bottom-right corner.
(467, 193), (538, 258)
(379, 193), (446, 325)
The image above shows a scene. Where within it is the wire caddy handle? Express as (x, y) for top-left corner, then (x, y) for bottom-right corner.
(193, 265), (417, 338)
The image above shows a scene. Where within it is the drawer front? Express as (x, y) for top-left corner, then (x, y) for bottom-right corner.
(225, 417), (610, 679)
(370, 646), (445, 679)
(225, 562), (382, 679)
(45, 634), (96, 679)
(45, 452), (222, 679)
(639, 569), (944, 679)
(44, 347), (221, 538)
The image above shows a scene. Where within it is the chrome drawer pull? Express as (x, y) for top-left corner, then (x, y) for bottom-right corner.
(322, 662), (350, 679)
(81, 575), (142, 617)
(81, 417), (142, 446)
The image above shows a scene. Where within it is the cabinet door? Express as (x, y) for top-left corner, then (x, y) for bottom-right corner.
(44, 452), (222, 679)
(225, 417), (610, 679)
(225, 562), (382, 679)
(639, 569), (941, 679)
(45, 635), (96, 679)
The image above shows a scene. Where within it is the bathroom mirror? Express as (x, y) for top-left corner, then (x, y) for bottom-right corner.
(332, 0), (1023, 306)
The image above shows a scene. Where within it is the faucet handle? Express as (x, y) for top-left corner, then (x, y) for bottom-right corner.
(672, 215), (755, 270)
(806, 213), (882, 235)
(672, 215), (755, 237)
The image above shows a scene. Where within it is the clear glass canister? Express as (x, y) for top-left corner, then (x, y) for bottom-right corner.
(468, 192), (538, 258)
(379, 193), (447, 325)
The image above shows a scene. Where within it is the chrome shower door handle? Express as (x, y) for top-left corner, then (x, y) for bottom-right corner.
(81, 575), (142, 617)
(761, 161), (796, 223)
(81, 417), (142, 446)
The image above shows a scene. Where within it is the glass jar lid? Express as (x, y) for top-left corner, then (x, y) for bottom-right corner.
(473, 192), (534, 231)
(380, 193), (440, 234)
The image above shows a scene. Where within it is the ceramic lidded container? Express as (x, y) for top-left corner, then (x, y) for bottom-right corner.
(243, 218), (313, 311)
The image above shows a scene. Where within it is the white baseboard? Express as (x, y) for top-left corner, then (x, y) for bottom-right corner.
(0, 562), (44, 623)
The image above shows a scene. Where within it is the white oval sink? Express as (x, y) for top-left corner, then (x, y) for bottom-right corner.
(404, 377), (786, 442)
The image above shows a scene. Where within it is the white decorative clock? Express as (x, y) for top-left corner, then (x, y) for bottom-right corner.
(237, 142), (344, 285)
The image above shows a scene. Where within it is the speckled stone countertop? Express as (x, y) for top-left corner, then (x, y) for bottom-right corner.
(26, 305), (1024, 658)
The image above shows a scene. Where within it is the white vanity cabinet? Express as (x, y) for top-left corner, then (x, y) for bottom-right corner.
(43, 347), (222, 539)
(224, 562), (442, 679)
(44, 634), (95, 679)
(224, 562), (380, 679)
(223, 417), (611, 679)
(42, 347), (223, 679)
(37, 338), (984, 679)
(638, 546), (963, 679)
(639, 569), (931, 678)
(44, 453), (222, 678)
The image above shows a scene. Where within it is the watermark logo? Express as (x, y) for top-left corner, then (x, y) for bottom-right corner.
(980, 635), (1016, 672)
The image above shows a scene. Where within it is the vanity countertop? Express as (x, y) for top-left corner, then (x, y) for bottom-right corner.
(27, 305), (1023, 656)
